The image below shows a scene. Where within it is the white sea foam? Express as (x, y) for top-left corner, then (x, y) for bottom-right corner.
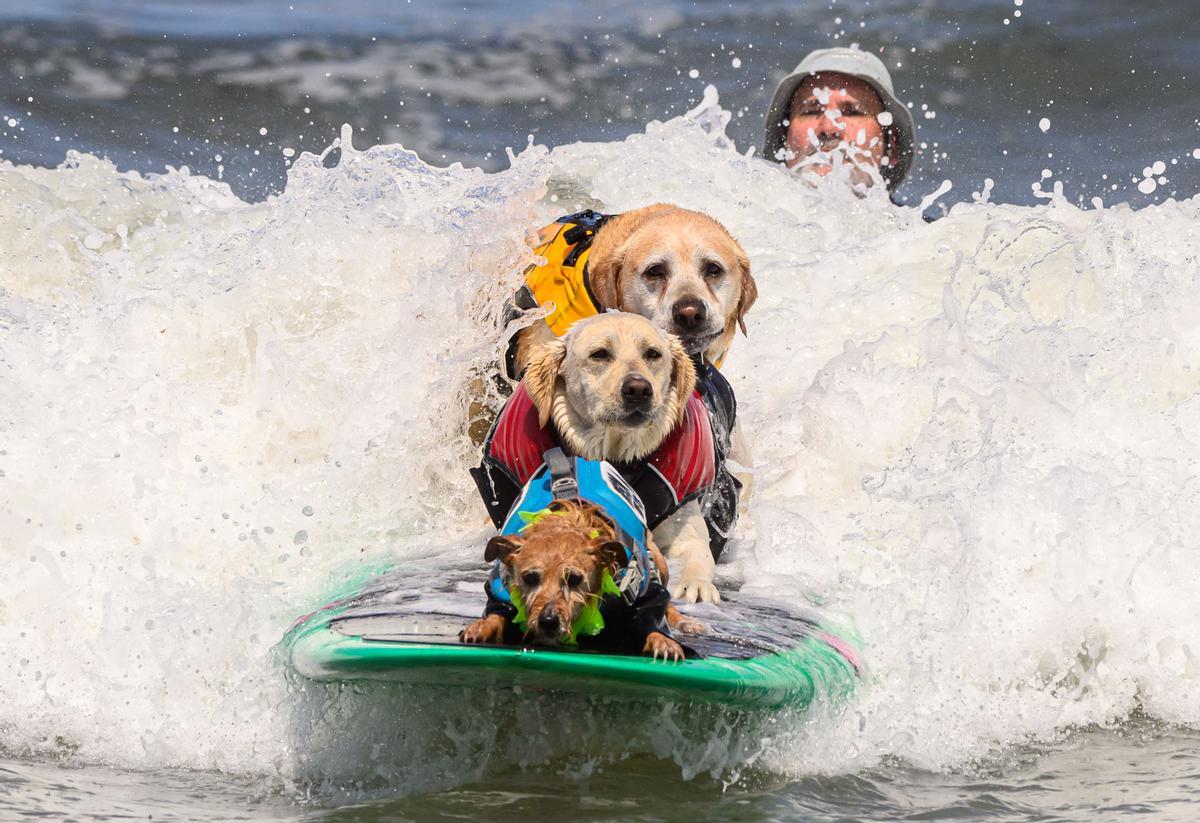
(2, 91), (1199, 796)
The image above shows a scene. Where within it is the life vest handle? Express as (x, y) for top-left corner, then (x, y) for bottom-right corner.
(544, 447), (579, 499)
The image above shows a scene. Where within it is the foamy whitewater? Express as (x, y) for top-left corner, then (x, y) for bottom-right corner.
(1, 89), (1198, 800)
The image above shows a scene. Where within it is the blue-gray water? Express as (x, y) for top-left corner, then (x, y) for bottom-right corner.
(3, 1), (1200, 820)
(4, 0), (1200, 205)
(4, 722), (1199, 820)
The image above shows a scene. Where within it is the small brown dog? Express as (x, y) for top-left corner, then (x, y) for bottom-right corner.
(461, 499), (699, 661)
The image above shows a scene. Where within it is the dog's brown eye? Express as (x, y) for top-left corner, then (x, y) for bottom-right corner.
(644, 348), (662, 361)
(565, 570), (584, 588)
(589, 348), (611, 361)
(643, 263), (666, 280)
(521, 571), (541, 587)
(703, 260), (725, 278)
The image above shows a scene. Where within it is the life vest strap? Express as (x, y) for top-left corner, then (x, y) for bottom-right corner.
(545, 447), (579, 499)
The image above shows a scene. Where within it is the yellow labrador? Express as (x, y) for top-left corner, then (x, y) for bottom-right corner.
(523, 312), (721, 603)
(511, 204), (757, 379)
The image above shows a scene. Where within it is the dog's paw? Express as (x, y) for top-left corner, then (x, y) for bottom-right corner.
(667, 536), (720, 604)
(672, 614), (708, 635)
(671, 576), (722, 605)
(643, 632), (684, 662)
(460, 615), (505, 644)
(666, 604), (707, 635)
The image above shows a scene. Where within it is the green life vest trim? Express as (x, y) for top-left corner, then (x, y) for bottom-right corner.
(509, 570), (620, 645)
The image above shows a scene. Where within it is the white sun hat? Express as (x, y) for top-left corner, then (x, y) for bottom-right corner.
(762, 46), (917, 188)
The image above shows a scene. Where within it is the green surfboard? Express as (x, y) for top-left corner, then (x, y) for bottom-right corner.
(285, 576), (862, 710)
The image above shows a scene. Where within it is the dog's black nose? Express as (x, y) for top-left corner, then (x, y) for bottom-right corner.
(621, 375), (653, 408)
(537, 612), (561, 636)
(672, 299), (707, 331)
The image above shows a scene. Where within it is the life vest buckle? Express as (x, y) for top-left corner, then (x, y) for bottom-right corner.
(616, 557), (644, 606)
(544, 447), (580, 499)
(559, 209), (609, 247)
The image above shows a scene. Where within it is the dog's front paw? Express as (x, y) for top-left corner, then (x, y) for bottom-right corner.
(672, 578), (721, 604)
(460, 615), (506, 644)
(643, 631), (684, 662)
(671, 564), (721, 604)
(667, 537), (720, 604)
(668, 610), (708, 635)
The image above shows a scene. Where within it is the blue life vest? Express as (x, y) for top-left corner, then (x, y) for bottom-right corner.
(487, 449), (658, 608)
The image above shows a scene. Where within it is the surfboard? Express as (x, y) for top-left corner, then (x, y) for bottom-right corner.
(285, 573), (862, 709)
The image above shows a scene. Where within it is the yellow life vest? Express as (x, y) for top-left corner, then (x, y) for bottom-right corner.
(519, 211), (609, 337)
(505, 209), (728, 377)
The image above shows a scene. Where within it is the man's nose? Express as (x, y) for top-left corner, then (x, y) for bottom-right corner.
(818, 109), (844, 135)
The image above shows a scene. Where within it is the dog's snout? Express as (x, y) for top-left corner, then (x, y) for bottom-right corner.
(672, 299), (707, 331)
(537, 612), (561, 637)
(621, 375), (654, 408)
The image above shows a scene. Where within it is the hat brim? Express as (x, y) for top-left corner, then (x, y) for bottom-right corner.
(761, 70), (916, 189)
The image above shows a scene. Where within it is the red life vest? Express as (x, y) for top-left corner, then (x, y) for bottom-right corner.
(478, 382), (716, 529)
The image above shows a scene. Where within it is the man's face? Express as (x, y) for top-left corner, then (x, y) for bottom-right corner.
(784, 72), (888, 179)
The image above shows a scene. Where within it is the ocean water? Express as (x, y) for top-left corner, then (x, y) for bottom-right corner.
(2, 1), (1200, 820)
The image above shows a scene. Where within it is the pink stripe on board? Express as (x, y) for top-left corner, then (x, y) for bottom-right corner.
(812, 630), (863, 674)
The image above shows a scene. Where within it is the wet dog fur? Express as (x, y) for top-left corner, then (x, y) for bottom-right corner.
(511, 203), (757, 379)
(521, 312), (722, 603)
(461, 499), (702, 660)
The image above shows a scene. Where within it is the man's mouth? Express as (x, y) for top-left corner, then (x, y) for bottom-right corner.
(804, 143), (871, 164)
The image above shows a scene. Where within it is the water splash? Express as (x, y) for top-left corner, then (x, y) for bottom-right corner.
(2, 89), (1199, 798)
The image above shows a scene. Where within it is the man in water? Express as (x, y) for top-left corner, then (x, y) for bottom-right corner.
(762, 47), (916, 193)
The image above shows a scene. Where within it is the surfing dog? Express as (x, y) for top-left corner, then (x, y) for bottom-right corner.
(472, 312), (730, 604)
(460, 498), (698, 661)
(507, 203), (758, 380)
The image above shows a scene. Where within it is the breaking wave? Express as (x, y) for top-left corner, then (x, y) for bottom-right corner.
(1, 89), (1198, 798)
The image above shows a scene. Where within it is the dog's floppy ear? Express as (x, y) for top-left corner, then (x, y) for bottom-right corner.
(591, 539), (629, 571)
(733, 243), (757, 336)
(523, 338), (566, 427)
(585, 245), (624, 309)
(586, 204), (673, 309)
(485, 534), (523, 563)
(667, 334), (697, 417)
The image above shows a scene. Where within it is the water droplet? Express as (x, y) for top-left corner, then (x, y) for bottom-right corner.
(293, 530), (308, 545)
(302, 505), (314, 516)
